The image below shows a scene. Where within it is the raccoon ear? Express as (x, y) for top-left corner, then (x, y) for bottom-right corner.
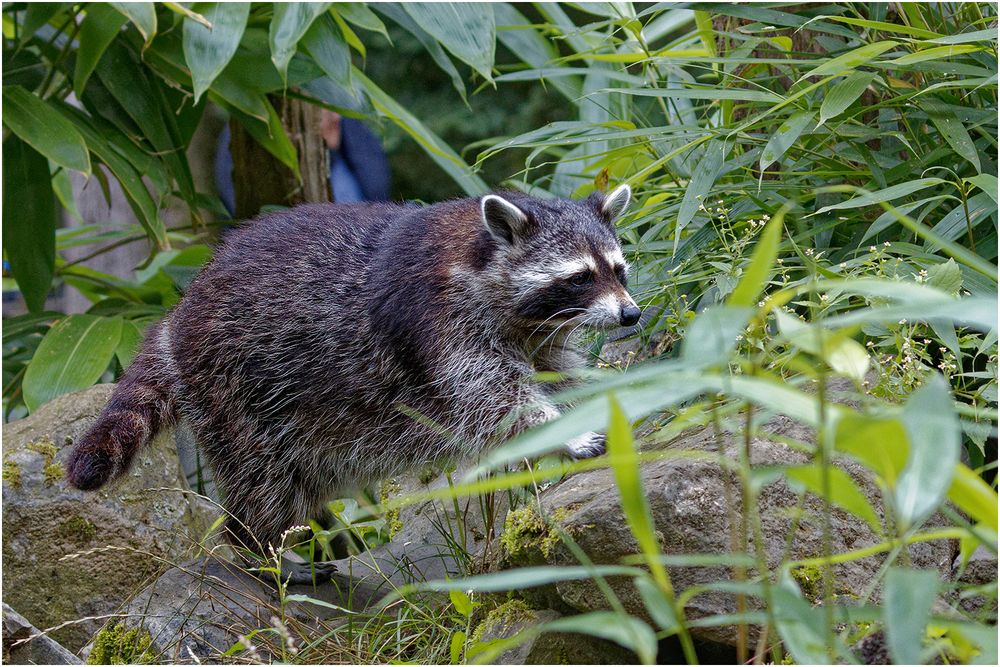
(481, 195), (530, 245)
(601, 184), (632, 221)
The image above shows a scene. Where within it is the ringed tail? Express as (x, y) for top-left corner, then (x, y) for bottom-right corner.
(66, 323), (177, 490)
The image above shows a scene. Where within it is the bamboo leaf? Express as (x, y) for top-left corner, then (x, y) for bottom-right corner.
(922, 98), (982, 173)
(74, 3), (128, 98)
(183, 2), (250, 103)
(818, 72), (874, 125)
(269, 2), (330, 83)
(2, 86), (91, 175)
(403, 2), (496, 83)
(760, 111), (813, 171)
(2, 138), (57, 313)
(675, 140), (729, 251)
(798, 41), (898, 81)
(109, 3), (157, 48)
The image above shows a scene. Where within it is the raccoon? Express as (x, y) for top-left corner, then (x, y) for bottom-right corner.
(66, 185), (640, 580)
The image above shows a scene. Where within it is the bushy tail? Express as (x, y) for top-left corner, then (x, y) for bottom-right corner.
(66, 323), (177, 490)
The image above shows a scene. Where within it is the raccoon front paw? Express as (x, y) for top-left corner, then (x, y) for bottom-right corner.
(565, 431), (606, 459)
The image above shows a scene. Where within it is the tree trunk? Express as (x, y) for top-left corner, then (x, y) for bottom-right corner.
(230, 93), (332, 220)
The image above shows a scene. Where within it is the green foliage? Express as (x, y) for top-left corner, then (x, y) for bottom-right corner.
(87, 623), (156, 665)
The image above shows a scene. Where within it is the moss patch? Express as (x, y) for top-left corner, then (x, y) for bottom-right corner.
(27, 437), (58, 460)
(87, 623), (156, 664)
(379, 479), (403, 537)
(2, 459), (21, 488)
(58, 516), (97, 542)
(791, 563), (823, 603)
(470, 599), (537, 645)
(500, 506), (569, 560)
(26, 437), (62, 486)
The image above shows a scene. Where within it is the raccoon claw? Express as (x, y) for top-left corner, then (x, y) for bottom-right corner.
(566, 432), (606, 459)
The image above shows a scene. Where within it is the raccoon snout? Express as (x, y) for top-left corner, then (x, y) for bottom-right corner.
(620, 304), (641, 326)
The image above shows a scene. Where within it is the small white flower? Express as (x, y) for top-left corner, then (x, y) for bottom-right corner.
(884, 241), (891, 247)
(820, 293), (829, 302)
(899, 319), (907, 325)
(839, 262), (846, 269)
(762, 214), (771, 221)
(805, 248), (815, 256)
(869, 245), (878, 252)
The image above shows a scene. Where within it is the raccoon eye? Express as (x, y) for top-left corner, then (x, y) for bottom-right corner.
(616, 266), (628, 287)
(569, 271), (593, 287)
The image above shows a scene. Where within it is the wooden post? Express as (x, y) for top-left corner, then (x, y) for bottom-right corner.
(230, 93), (332, 220)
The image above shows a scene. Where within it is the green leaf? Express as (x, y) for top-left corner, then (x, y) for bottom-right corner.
(331, 2), (388, 39)
(922, 98), (982, 173)
(772, 570), (836, 663)
(2, 138), (57, 313)
(183, 2), (250, 103)
(818, 72), (874, 125)
(109, 3), (158, 48)
(300, 13), (352, 92)
(607, 87), (784, 102)
(895, 375), (960, 529)
(607, 396), (675, 603)
(926, 259), (963, 296)
(449, 590), (473, 618)
(813, 178), (947, 215)
(785, 465), (881, 533)
(59, 103), (168, 248)
(728, 208), (784, 307)
(450, 631), (465, 664)
(115, 319), (145, 369)
(682, 305), (754, 368)
(2, 86), (91, 175)
(947, 463), (998, 532)
(412, 565), (643, 593)
(834, 413), (909, 487)
(675, 140), (729, 251)
(544, 612), (658, 664)
(635, 576), (679, 634)
(965, 174), (998, 205)
(403, 3), (496, 82)
(798, 41), (898, 80)
(760, 111), (813, 171)
(74, 3), (128, 99)
(374, 2), (467, 103)
(23, 315), (123, 412)
(884, 568), (939, 665)
(19, 3), (72, 44)
(269, 2), (330, 83)
(94, 40), (196, 204)
(890, 44), (983, 65)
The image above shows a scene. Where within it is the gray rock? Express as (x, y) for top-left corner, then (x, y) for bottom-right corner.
(472, 602), (635, 664)
(1, 385), (219, 651)
(2, 603), (82, 664)
(952, 545), (998, 618)
(496, 415), (956, 648)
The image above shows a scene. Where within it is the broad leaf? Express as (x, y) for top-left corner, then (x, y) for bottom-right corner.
(884, 568), (939, 665)
(23, 315), (123, 412)
(818, 72), (874, 125)
(75, 3), (128, 98)
(2, 86), (91, 175)
(269, 2), (330, 82)
(2, 138), (57, 313)
(895, 374), (960, 529)
(760, 111), (813, 171)
(544, 612), (658, 664)
(183, 2), (250, 103)
(403, 3), (496, 82)
(109, 3), (158, 48)
(798, 41), (898, 80)
(922, 98), (982, 173)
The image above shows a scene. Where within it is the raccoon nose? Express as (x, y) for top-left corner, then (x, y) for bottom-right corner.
(620, 304), (641, 326)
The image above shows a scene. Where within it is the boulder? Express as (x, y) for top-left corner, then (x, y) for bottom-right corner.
(494, 415), (957, 648)
(1, 385), (218, 651)
(2, 603), (81, 664)
(83, 464), (508, 663)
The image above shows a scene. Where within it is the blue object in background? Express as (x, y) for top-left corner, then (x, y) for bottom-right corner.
(214, 117), (391, 215)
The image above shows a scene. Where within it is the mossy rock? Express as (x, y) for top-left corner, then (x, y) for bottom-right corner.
(1, 385), (219, 651)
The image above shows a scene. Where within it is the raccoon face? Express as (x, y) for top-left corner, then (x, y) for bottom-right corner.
(481, 184), (641, 330)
